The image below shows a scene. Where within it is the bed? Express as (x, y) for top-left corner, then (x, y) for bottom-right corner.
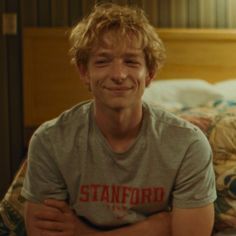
(1, 28), (236, 235)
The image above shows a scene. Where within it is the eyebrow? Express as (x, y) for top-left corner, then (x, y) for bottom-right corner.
(94, 52), (111, 58)
(123, 53), (142, 58)
(94, 51), (143, 58)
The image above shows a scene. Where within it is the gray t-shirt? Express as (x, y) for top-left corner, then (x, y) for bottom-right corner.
(22, 101), (216, 228)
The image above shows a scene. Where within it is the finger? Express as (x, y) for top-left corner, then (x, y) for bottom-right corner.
(44, 199), (71, 213)
(35, 208), (64, 222)
(37, 204), (62, 215)
(40, 230), (69, 236)
(35, 219), (65, 232)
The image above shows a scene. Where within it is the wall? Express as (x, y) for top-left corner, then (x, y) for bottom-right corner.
(21, 0), (236, 28)
(0, 0), (24, 199)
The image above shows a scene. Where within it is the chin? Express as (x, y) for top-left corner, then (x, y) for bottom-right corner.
(106, 99), (139, 111)
(95, 94), (141, 110)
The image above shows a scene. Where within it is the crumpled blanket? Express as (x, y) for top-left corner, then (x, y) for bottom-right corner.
(175, 99), (236, 231)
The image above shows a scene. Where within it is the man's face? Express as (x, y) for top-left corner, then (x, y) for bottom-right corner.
(80, 31), (153, 111)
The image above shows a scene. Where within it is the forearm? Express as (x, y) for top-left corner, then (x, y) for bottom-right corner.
(171, 204), (215, 236)
(25, 199), (171, 236)
(79, 221), (148, 236)
(78, 212), (171, 236)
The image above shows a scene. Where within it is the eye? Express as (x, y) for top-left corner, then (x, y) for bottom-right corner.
(95, 58), (110, 67)
(95, 59), (108, 64)
(125, 59), (140, 67)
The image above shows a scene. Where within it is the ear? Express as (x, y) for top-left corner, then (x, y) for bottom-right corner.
(145, 70), (156, 87)
(77, 64), (90, 85)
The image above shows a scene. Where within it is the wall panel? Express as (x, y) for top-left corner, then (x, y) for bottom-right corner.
(228, 0), (236, 28)
(0, 0), (11, 199)
(1, 0), (24, 198)
(216, 0), (227, 28)
(51, 0), (68, 26)
(20, 0), (236, 29)
(188, 0), (199, 27)
(144, 0), (159, 26)
(21, 0), (37, 26)
(159, 0), (171, 27)
(37, 0), (51, 26)
(199, 0), (216, 28)
(171, 0), (187, 27)
(69, 0), (83, 26)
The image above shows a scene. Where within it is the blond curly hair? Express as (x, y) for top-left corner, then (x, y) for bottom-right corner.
(69, 3), (166, 73)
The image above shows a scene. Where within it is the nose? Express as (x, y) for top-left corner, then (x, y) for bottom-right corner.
(111, 60), (127, 83)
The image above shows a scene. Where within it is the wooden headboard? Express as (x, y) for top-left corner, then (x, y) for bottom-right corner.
(158, 29), (236, 82)
(23, 28), (236, 127)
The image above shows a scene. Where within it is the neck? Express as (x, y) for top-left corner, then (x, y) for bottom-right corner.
(93, 102), (144, 152)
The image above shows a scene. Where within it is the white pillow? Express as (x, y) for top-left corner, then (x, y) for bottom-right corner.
(143, 79), (223, 107)
(214, 79), (236, 100)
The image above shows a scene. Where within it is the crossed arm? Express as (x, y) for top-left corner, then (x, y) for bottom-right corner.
(24, 199), (214, 236)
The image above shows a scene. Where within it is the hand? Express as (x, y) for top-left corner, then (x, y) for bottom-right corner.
(33, 199), (98, 236)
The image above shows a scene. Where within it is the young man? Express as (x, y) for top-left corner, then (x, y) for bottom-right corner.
(22, 3), (216, 236)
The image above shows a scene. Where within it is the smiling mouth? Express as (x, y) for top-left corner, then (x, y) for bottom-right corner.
(104, 86), (132, 91)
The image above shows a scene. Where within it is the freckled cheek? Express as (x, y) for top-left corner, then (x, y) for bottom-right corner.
(90, 81), (103, 93)
(133, 70), (148, 86)
(87, 72), (106, 88)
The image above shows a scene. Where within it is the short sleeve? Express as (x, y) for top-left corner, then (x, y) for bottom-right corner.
(21, 127), (68, 203)
(172, 129), (217, 208)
